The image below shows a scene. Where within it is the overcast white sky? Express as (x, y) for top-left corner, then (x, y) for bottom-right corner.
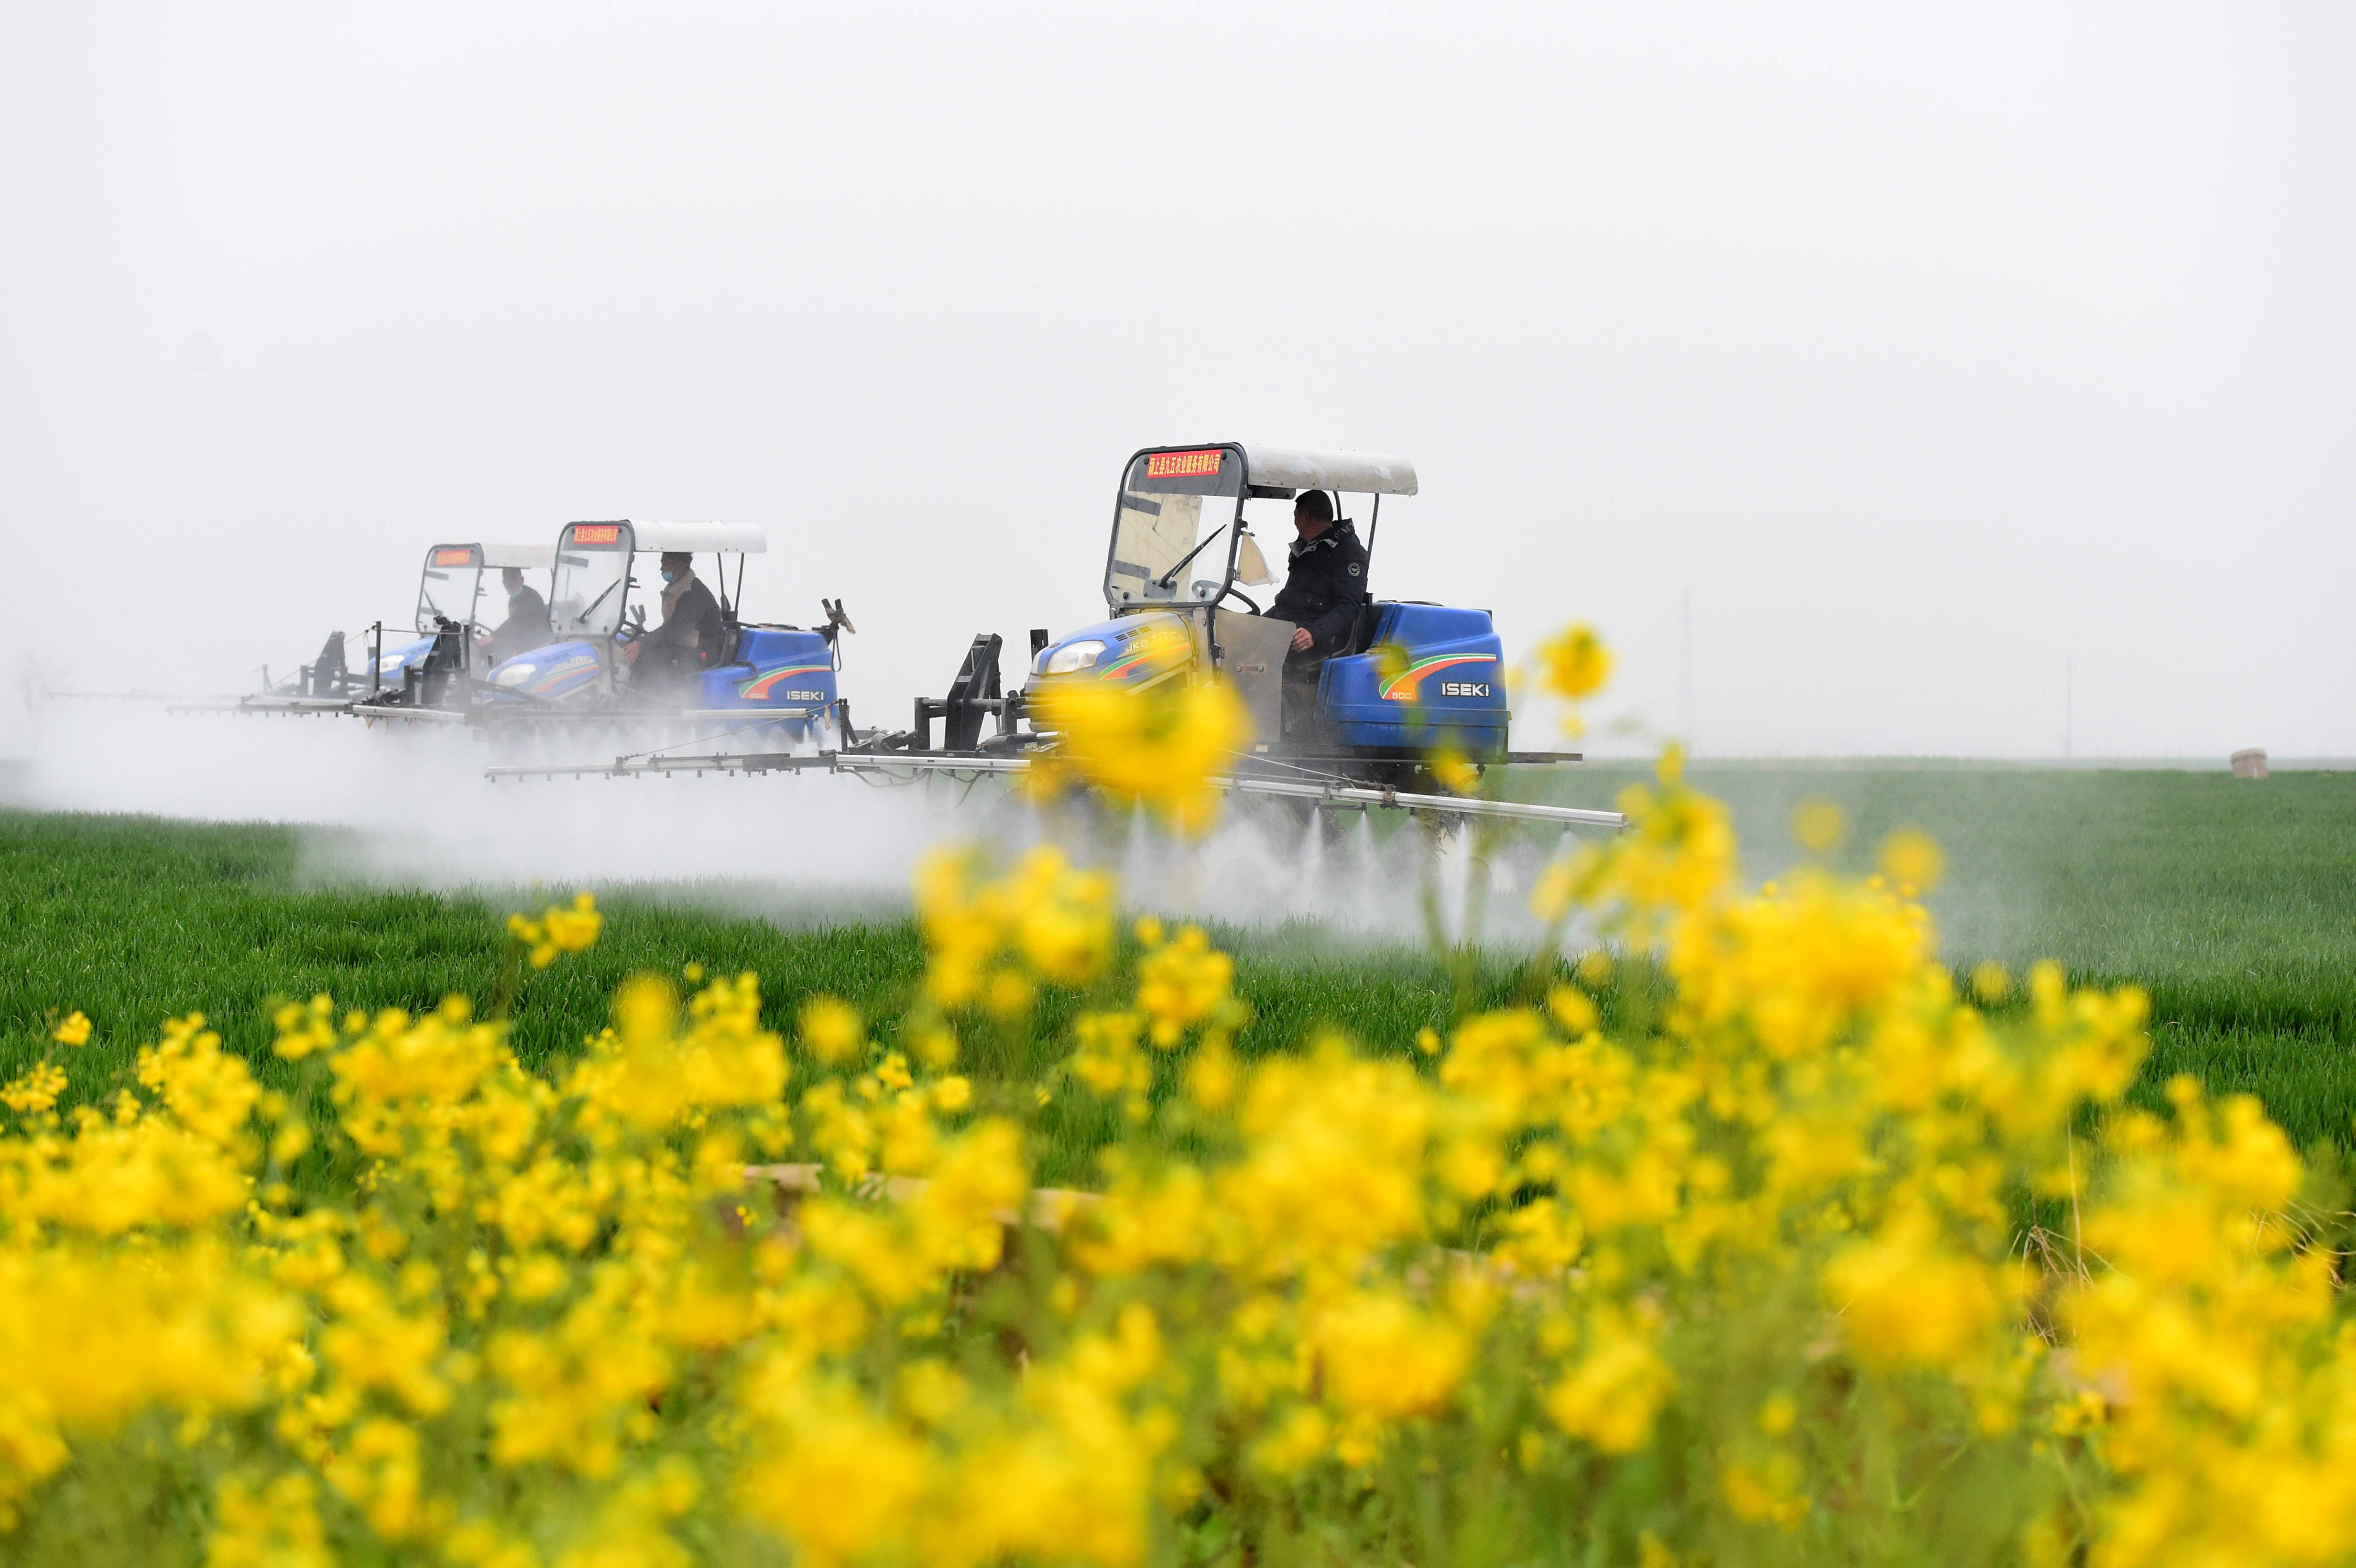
(4, 1), (2350, 758)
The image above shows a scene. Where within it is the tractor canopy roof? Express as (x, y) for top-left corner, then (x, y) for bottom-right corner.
(1104, 445), (1417, 610)
(560, 520), (767, 555)
(549, 521), (765, 641)
(1235, 445), (1418, 497)
(418, 544), (555, 633)
(423, 543), (554, 570)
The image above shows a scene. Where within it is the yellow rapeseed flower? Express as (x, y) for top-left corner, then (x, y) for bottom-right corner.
(0, 1063), (66, 1116)
(1429, 747), (1481, 796)
(544, 891), (603, 953)
(205, 1471), (331, 1568)
(1878, 828), (1945, 892)
(797, 996), (865, 1067)
(1535, 623), (1613, 701)
(1316, 1290), (1469, 1419)
(1971, 960), (2010, 1003)
(1790, 797), (1847, 854)
(509, 891), (602, 969)
(1032, 674), (1248, 836)
(1544, 1306), (1674, 1454)
(1822, 1210), (2006, 1370)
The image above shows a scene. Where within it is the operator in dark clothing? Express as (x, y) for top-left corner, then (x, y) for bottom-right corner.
(622, 551), (728, 693)
(1268, 490), (1368, 734)
(481, 568), (550, 664)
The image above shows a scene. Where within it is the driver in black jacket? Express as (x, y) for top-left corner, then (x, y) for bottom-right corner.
(1268, 490), (1367, 728)
(481, 568), (550, 664)
(622, 552), (727, 692)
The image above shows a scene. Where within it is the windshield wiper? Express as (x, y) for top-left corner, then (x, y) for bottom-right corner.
(572, 576), (626, 627)
(1154, 525), (1229, 589)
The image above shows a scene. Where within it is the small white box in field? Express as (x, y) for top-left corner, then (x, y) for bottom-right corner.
(2230, 748), (2269, 779)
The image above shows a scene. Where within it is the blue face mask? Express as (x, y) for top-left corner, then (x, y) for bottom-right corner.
(661, 569), (679, 584)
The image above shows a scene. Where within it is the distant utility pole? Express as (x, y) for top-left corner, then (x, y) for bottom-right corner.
(1678, 589), (1695, 751)
(2065, 659), (2074, 761)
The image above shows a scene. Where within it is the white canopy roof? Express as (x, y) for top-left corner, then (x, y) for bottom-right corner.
(478, 543), (554, 570)
(607, 520), (767, 554)
(1240, 445), (1418, 497)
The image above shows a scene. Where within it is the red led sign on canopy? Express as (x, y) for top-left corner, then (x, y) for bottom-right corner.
(1144, 449), (1225, 480)
(433, 547), (474, 566)
(570, 525), (622, 545)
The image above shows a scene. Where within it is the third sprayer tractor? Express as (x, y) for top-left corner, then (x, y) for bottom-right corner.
(177, 539), (553, 717)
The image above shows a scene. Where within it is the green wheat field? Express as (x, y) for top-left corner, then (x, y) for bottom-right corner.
(5, 763), (2353, 1179)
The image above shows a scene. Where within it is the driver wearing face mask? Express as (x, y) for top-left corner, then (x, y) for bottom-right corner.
(621, 551), (727, 688)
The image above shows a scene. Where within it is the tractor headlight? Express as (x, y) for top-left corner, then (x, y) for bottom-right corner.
(1038, 639), (1105, 676)
(493, 664), (534, 688)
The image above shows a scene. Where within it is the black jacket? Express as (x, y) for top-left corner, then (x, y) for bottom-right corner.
(486, 584), (549, 662)
(1269, 520), (1368, 657)
(642, 573), (727, 666)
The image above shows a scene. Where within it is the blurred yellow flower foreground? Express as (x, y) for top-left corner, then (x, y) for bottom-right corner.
(4, 766), (2353, 1568)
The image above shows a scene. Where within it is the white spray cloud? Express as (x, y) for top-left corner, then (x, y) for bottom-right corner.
(9, 704), (1588, 946)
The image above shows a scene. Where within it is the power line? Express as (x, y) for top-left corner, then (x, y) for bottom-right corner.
(1678, 589), (1695, 750)
(2065, 658), (2074, 760)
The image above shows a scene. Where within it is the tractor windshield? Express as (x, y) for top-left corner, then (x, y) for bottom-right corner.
(416, 546), (485, 633)
(1106, 447), (1243, 610)
(551, 524), (634, 639)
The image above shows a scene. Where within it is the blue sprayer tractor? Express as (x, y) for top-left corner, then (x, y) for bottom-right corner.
(1015, 443), (1516, 787)
(463, 520), (853, 745)
(186, 541), (552, 717)
(363, 541), (559, 708)
(879, 443), (1580, 797)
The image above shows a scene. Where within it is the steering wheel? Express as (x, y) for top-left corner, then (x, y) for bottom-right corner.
(1217, 585), (1262, 615)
